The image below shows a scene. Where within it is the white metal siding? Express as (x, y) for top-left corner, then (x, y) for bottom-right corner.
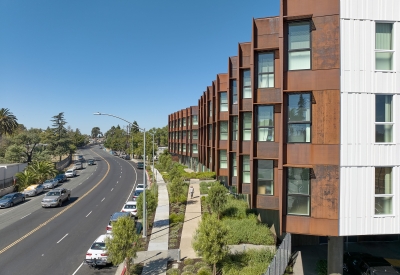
(340, 0), (400, 235)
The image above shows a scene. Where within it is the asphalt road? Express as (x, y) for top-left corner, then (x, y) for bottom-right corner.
(0, 145), (145, 275)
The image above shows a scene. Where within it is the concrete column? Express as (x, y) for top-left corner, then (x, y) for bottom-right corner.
(328, 236), (343, 275)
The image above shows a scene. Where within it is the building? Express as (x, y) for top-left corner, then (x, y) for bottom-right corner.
(168, 0), (400, 272)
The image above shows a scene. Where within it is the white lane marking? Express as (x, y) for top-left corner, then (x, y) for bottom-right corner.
(57, 233), (68, 244)
(86, 211), (92, 217)
(111, 188), (113, 192)
(87, 177), (89, 179)
(0, 209), (13, 216)
(20, 213), (31, 219)
(121, 171), (122, 174)
(72, 262), (84, 275)
(42, 254), (44, 256)
(120, 176), (121, 178)
(79, 183), (82, 185)
(101, 197), (105, 202)
(117, 181), (118, 184)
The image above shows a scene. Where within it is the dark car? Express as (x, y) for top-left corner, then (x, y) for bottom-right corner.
(106, 212), (133, 233)
(0, 192), (25, 208)
(87, 159), (95, 165)
(123, 155), (130, 160)
(132, 190), (143, 201)
(55, 174), (67, 183)
(137, 162), (144, 169)
(343, 252), (399, 275)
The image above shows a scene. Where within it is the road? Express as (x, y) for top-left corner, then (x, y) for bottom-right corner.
(0, 145), (145, 275)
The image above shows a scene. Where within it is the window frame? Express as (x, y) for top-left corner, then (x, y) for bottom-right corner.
(192, 115), (198, 125)
(182, 143), (186, 153)
(257, 160), (274, 196)
(287, 21), (312, 71)
(374, 167), (394, 216)
(242, 155), (251, 184)
(375, 22), (395, 71)
(208, 101), (213, 117)
(375, 94), (394, 143)
(208, 124), (213, 140)
(242, 112), (252, 141)
(257, 105), (274, 142)
(257, 52), (275, 88)
(231, 79), (238, 105)
(231, 152), (237, 177)
(219, 150), (227, 169)
(220, 121), (228, 140)
(287, 93), (312, 143)
(192, 144), (198, 154)
(192, 130), (198, 140)
(242, 69), (252, 99)
(183, 118), (186, 127)
(286, 167), (311, 216)
(220, 92), (228, 112)
(232, 116), (238, 141)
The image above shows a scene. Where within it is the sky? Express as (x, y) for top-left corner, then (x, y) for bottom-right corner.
(0, 0), (280, 135)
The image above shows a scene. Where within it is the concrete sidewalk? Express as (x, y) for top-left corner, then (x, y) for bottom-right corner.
(179, 178), (202, 259)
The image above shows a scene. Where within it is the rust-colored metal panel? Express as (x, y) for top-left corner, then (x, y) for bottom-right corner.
(230, 141), (237, 152)
(285, 69), (340, 91)
(255, 17), (279, 35)
(239, 43), (251, 68)
(257, 195), (279, 210)
(256, 34), (279, 50)
(283, 0), (339, 17)
(256, 88), (282, 103)
(255, 142), (279, 159)
(218, 74), (228, 91)
(312, 90), (340, 145)
(311, 165), (339, 219)
(286, 144), (339, 165)
(219, 112), (229, 121)
(242, 184), (251, 194)
(218, 169), (228, 177)
(231, 177), (237, 186)
(231, 105), (238, 115)
(275, 110), (281, 142)
(285, 216), (338, 236)
(312, 15), (340, 70)
(219, 140), (228, 150)
(241, 141), (251, 155)
(229, 56), (238, 78)
(242, 99), (252, 111)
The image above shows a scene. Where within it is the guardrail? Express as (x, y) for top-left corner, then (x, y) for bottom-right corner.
(264, 233), (291, 275)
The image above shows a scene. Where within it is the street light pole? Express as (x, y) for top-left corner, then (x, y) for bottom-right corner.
(93, 112), (147, 238)
(152, 134), (155, 184)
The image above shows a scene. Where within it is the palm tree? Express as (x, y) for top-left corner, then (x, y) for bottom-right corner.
(0, 108), (19, 138)
(28, 161), (58, 183)
(16, 170), (38, 189)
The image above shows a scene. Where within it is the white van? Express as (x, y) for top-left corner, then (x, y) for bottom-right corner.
(65, 169), (77, 178)
(73, 162), (83, 170)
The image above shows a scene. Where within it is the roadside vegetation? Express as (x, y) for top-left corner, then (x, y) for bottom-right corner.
(15, 160), (58, 191)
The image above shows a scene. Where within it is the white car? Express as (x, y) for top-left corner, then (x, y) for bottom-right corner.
(136, 184), (146, 191)
(65, 169), (77, 178)
(121, 201), (137, 217)
(85, 234), (111, 266)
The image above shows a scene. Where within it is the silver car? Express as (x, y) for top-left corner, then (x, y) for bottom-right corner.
(23, 184), (45, 197)
(43, 179), (58, 189)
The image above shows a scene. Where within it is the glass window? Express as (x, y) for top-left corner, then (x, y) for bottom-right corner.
(220, 92), (228, 112)
(231, 80), (238, 105)
(242, 112), (252, 141)
(208, 124), (213, 140)
(232, 116), (238, 141)
(287, 168), (310, 215)
(188, 130), (191, 140)
(375, 23), (394, 70)
(257, 160), (273, 195)
(288, 21), (311, 70)
(231, 153), (237, 177)
(192, 115), (198, 125)
(209, 101), (213, 117)
(208, 148), (212, 165)
(193, 130), (198, 140)
(375, 167), (393, 215)
(182, 131), (186, 140)
(375, 95), (393, 143)
(183, 118), (186, 127)
(192, 144), (198, 154)
(257, 106), (274, 141)
(188, 116), (191, 127)
(242, 70), (251, 98)
(242, 155), (250, 184)
(220, 121), (228, 140)
(258, 52), (274, 88)
(220, 150), (227, 169)
(182, 144), (186, 153)
(288, 93), (311, 143)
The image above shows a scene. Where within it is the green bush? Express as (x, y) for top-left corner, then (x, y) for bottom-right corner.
(223, 215), (275, 245)
(181, 272), (193, 275)
(166, 268), (180, 275)
(221, 196), (249, 219)
(220, 249), (275, 275)
(183, 258), (194, 265)
(316, 259), (327, 275)
(194, 261), (209, 270)
(197, 266), (212, 275)
(183, 265), (196, 273)
(200, 181), (218, 195)
(170, 213), (185, 224)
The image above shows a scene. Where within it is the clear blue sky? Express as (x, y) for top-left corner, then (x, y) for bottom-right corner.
(0, 0), (279, 135)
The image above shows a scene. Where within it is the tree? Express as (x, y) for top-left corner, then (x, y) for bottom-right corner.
(28, 161), (57, 183)
(4, 144), (25, 163)
(192, 214), (229, 275)
(0, 108), (19, 138)
(16, 169), (38, 189)
(91, 127), (101, 138)
(105, 216), (139, 275)
(48, 113), (72, 161)
(207, 183), (228, 219)
(12, 129), (41, 163)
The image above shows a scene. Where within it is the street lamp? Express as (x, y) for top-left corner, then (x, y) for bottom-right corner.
(93, 112), (148, 238)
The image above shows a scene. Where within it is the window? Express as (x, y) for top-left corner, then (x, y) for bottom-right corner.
(183, 118), (186, 127)
(232, 116), (238, 141)
(220, 92), (228, 112)
(242, 155), (250, 184)
(178, 119), (181, 127)
(188, 116), (191, 127)
(375, 167), (393, 215)
(231, 153), (237, 177)
(188, 130), (191, 140)
(376, 23), (394, 70)
(208, 125), (213, 140)
(192, 144), (198, 154)
(193, 130), (198, 140)
(375, 95), (393, 142)
(242, 112), (252, 141)
(231, 80), (238, 104)
(220, 150), (227, 169)
(209, 101), (213, 117)
(257, 106), (274, 141)
(257, 160), (273, 195)
(192, 115), (198, 125)
(288, 21), (311, 70)
(182, 144), (186, 153)
(242, 70), (251, 98)
(208, 148), (212, 165)
(287, 168), (310, 216)
(182, 131), (186, 140)
(258, 52), (274, 88)
(220, 121), (228, 140)
(288, 93), (311, 142)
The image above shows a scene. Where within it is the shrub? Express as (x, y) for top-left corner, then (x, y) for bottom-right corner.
(183, 258), (194, 265)
(207, 183), (228, 219)
(197, 266), (212, 275)
(221, 196), (249, 219)
(194, 261), (208, 270)
(170, 213), (185, 224)
(183, 265), (196, 273)
(181, 272), (193, 275)
(166, 268), (180, 275)
(220, 249), (275, 275)
(316, 259), (327, 275)
(200, 181), (217, 195)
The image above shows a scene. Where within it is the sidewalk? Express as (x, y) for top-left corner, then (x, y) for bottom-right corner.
(179, 178), (202, 259)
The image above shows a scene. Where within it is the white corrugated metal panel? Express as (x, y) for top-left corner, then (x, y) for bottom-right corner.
(341, 0), (400, 21)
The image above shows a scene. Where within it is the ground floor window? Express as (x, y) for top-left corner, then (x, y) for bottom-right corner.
(375, 167), (393, 215)
(287, 167), (310, 216)
(257, 160), (273, 195)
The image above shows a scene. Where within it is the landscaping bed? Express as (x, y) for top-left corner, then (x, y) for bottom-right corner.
(168, 202), (187, 249)
(167, 258), (211, 275)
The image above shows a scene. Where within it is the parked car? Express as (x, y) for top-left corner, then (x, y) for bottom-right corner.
(132, 190), (143, 201)
(343, 252), (400, 275)
(78, 155), (84, 161)
(73, 161), (83, 170)
(55, 174), (67, 183)
(106, 212), (132, 233)
(123, 155), (131, 160)
(121, 201), (137, 217)
(137, 162), (144, 169)
(41, 188), (71, 208)
(85, 234), (111, 266)
(43, 178), (59, 189)
(65, 168), (77, 178)
(23, 184), (45, 197)
(0, 192), (25, 208)
(136, 184), (146, 191)
(87, 159), (95, 165)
